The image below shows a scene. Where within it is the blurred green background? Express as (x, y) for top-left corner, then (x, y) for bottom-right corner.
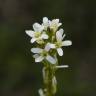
(0, 0), (96, 96)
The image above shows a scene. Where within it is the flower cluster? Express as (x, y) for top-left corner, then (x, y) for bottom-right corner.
(26, 17), (72, 64)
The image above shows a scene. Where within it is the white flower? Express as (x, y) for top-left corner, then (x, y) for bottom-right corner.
(42, 17), (62, 32)
(25, 23), (48, 43)
(49, 19), (62, 32)
(31, 43), (56, 64)
(49, 29), (72, 56)
(42, 17), (49, 30)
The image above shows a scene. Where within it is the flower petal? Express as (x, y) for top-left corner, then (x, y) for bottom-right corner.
(46, 55), (56, 64)
(33, 54), (40, 58)
(62, 40), (72, 46)
(30, 38), (36, 43)
(43, 17), (48, 22)
(54, 19), (59, 23)
(33, 23), (44, 32)
(60, 29), (64, 35)
(43, 17), (49, 25)
(49, 20), (51, 26)
(41, 34), (48, 39)
(49, 44), (56, 48)
(31, 48), (43, 53)
(62, 34), (66, 39)
(56, 29), (64, 41)
(25, 30), (34, 37)
(44, 43), (51, 52)
(57, 48), (63, 56)
(58, 23), (62, 27)
(35, 56), (44, 62)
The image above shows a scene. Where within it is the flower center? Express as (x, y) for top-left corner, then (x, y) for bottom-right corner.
(50, 23), (58, 30)
(41, 50), (48, 57)
(35, 32), (41, 38)
(37, 39), (44, 44)
(55, 41), (62, 48)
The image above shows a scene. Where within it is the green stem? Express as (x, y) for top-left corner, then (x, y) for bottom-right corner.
(46, 66), (53, 96)
(43, 61), (56, 96)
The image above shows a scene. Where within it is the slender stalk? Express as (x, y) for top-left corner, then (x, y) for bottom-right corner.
(42, 61), (57, 96)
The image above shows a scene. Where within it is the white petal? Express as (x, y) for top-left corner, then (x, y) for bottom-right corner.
(54, 19), (59, 23)
(62, 34), (66, 39)
(31, 48), (43, 53)
(44, 43), (51, 52)
(59, 29), (64, 35)
(46, 55), (56, 64)
(57, 48), (63, 56)
(41, 34), (48, 39)
(33, 23), (44, 32)
(43, 17), (49, 25)
(35, 56), (44, 62)
(25, 30), (34, 37)
(51, 19), (59, 26)
(49, 20), (51, 26)
(49, 44), (56, 48)
(62, 40), (72, 46)
(30, 38), (36, 43)
(58, 23), (62, 27)
(43, 17), (48, 22)
(56, 29), (64, 41)
(33, 54), (40, 58)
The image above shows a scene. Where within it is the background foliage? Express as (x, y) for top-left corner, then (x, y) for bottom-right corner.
(0, 0), (96, 96)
